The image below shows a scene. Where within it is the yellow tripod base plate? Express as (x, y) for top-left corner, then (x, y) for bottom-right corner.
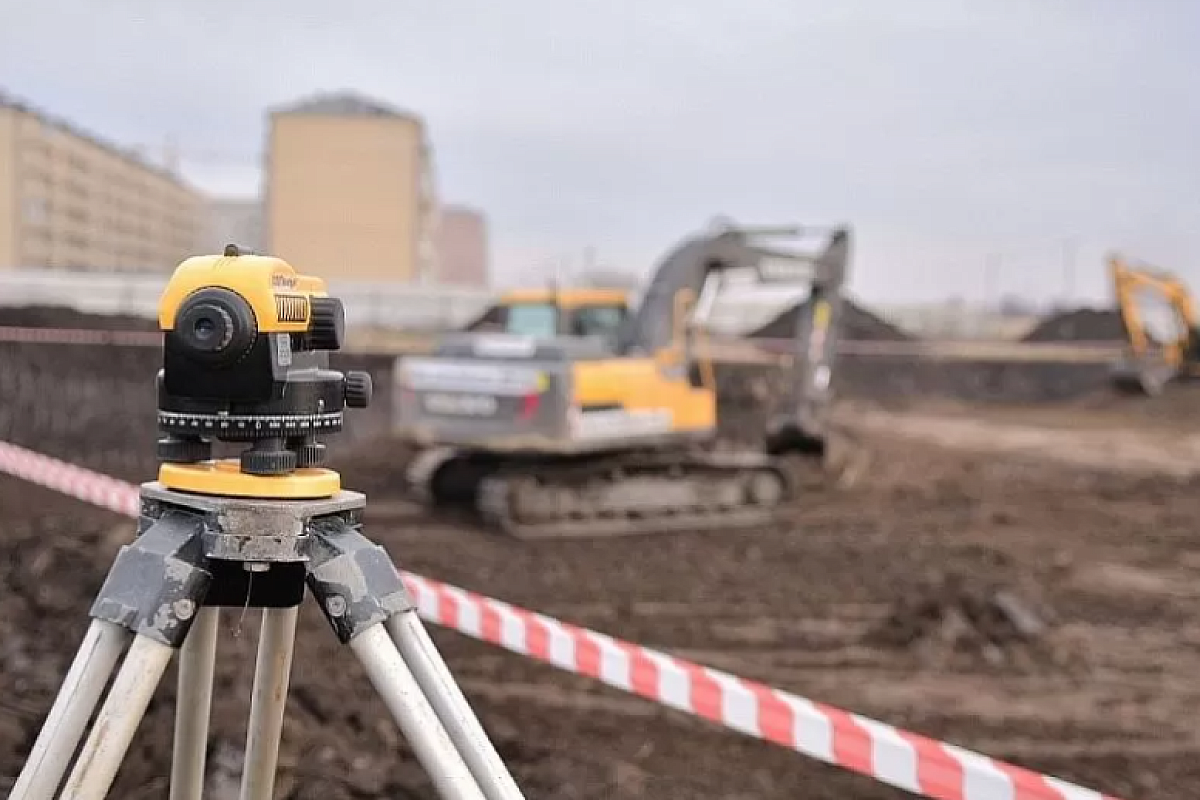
(158, 460), (341, 500)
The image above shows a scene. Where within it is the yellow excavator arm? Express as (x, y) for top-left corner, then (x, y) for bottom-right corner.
(1109, 253), (1200, 394)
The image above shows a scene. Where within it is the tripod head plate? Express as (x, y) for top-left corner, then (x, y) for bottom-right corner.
(158, 459), (341, 499)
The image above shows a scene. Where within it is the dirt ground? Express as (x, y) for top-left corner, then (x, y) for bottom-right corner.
(0, 309), (1195, 799)
(3, 395), (1200, 799)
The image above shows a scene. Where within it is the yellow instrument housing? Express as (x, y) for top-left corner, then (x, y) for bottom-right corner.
(158, 252), (328, 334)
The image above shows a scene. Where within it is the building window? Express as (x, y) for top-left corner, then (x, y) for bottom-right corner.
(23, 197), (49, 226)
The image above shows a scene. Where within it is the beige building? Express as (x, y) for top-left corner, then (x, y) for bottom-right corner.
(266, 91), (436, 282)
(0, 91), (204, 271)
(434, 205), (488, 286)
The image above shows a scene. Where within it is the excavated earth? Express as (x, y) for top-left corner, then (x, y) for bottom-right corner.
(2, 311), (1199, 798)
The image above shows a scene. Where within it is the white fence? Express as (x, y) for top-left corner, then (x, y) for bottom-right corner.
(0, 268), (1071, 339)
(0, 269), (499, 331)
(0, 268), (812, 335)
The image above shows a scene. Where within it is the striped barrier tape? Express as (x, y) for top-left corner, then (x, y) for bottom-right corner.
(0, 324), (1124, 364)
(0, 326), (160, 346)
(0, 440), (1124, 800)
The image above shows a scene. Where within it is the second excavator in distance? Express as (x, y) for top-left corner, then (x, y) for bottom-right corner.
(392, 220), (852, 539)
(1109, 254), (1200, 396)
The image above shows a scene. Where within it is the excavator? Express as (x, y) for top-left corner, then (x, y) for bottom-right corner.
(1109, 254), (1200, 396)
(393, 221), (850, 539)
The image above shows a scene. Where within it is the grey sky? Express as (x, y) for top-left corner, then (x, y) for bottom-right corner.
(2, 0), (1197, 305)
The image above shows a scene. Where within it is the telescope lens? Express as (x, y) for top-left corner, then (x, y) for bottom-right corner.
(180, 304), (234, 353)
(194, 316), (217, 340)
(174, 288), (257, 363)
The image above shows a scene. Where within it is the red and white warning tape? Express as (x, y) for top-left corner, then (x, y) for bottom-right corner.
(0, 326), (159, 346)
(0, 440), (1124, 800)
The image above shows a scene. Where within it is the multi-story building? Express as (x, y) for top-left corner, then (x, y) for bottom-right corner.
(0, 91), (204, 271)
(265, 91), (437, 282)
(434, 204), (489, 286)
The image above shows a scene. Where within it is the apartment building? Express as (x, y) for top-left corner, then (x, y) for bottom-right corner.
(434, 204), (488, 286)
(265, 91), (437, 283)
(0, 91), (204, 271)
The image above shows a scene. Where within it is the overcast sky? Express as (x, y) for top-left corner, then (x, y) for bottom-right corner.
(2, 1), (1197, 305)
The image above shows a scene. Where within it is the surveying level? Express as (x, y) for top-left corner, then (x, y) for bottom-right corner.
(156, 243), (373, 495)
(10, 247), (524, 800)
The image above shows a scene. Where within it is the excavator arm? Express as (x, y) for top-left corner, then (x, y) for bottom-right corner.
(618, 221), (851, 453)
(758, 228), (850, 454)
(1109, 254), (1200, 395)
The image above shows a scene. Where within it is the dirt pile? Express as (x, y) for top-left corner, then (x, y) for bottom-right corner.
(748, 298), (913, 341)
(864, 571), (1069, 669)
(0, 305), (158, 331)
(1021, 307), (1124, 342)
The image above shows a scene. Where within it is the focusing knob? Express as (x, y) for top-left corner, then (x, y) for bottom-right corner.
(309, 297), (345, 351)
(345, 371), (373, 408)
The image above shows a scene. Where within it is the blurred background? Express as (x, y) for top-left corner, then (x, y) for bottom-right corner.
(0, 0), (1196, 338)
(3, 5), (1200, 799)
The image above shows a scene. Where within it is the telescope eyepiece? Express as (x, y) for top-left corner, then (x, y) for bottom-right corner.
(173, 287), (258, 365)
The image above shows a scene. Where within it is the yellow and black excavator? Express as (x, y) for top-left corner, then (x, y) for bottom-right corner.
(392, 221), (850, 539)
(1110, 254), (1200, 396)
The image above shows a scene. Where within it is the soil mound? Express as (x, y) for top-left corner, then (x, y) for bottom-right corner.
(865, 571), (1067, 669)
(1021, 307), (1124, 343)
(0, 305), (158, 331)
(749, 299), (913, 341)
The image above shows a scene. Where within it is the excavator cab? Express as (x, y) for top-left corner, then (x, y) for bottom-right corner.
(1109, 254), (1200, 396)
(466, 288), (630, 350)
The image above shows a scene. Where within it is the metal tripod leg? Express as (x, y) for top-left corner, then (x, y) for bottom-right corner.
(14, 503), (211, 800)
(306, 518), (513, 800)
(59, 635), (177, 800)
(350, 625), (487, 800)
(387, 611), (525, 800)
(171, 606), (220, 800)
(239, 606), (300, 800)
(8, 620), (131, 800)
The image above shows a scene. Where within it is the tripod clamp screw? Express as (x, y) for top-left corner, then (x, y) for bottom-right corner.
(325, 595), (348, 617)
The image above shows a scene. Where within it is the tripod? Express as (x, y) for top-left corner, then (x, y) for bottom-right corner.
(10, 481), (525, 800)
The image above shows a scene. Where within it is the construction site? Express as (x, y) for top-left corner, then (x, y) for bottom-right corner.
(0, 228), (1198, 800)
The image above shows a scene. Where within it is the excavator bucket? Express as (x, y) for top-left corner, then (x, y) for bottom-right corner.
(1110, 355), (1174, 396)
(758, 228), (852, 456)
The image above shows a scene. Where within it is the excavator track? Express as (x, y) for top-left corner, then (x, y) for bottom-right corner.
(417, 449), (797, 540)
